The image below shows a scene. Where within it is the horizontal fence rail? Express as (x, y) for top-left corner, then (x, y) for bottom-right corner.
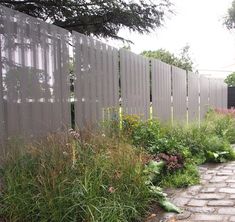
(0, 5), (229, 145)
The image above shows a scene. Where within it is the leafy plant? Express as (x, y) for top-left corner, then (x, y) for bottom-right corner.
(132, 120), (162, 150)
(204, 135), (235, 162)
(158, 163), (200, 188)
(122, 114), (141, 138)
(206, 151), (229, 163)
(144, 161), (181, 213)
(144, 160), (164, 185)
(154, 153), (184, 172)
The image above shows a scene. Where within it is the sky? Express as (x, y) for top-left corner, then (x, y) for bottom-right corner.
(108, 0), (235, 79)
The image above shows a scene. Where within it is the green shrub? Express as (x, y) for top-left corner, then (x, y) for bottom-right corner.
(205, 110), (235, 143)
(204, 135), (235, 163)
(132, 119), (162, 151)
(157, 163), (200, 188)
(0, 134), (153, 222)
(164, 121), (235, 164)
(128, 119), (190, 158)
(122, 114), (141, 138)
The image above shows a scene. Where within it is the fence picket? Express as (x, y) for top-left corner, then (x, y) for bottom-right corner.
(172, 66), (187, 122)
(151, 60), (172, 122)
(200, 76), (210, 119)
(188, 72), (199, 123)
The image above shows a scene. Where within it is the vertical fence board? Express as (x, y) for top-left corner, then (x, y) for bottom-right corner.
(90, 39), (97, 123)
(120, 49), (150, 119)
(17, 13), (31, 137)
(200, 76), (209, 120)
(222, 82), (228, 109)
(3, 7), (20, 137)
(120, 49), (127, 114)
(172, 66), (187, 122)
(0, 25), (4, 145)
(209, 78), (217, 108)
(217, 79), (224, 109)
(83, 36), (91, 125)
(29, 20), (41, 136)
(73, 32), (119, 129)
(151, 60), (171, 122)
(41, 23), (52, 133)
(60, 29), (71, 128)
(73, 34), (83, 127)
(214, 79), (219, 108)
(144, 59), (150, 118)
(188, 72), (199, 122)
(95, 41), (102, 122)
(216, 79), (219, 108)
(113, 50), (119, 107)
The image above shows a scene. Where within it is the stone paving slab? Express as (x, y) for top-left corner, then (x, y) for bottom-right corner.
(157, 161), (235, 222)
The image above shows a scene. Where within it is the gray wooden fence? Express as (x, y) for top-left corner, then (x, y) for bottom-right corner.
(0, 5), (229, 143)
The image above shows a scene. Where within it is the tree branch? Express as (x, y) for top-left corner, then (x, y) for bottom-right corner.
(1, 0), (106, 7)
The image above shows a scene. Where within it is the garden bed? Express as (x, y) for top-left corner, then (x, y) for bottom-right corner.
(0, 110), (235, 221)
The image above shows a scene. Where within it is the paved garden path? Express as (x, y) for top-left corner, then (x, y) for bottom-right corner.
(155, 161), (235, 222)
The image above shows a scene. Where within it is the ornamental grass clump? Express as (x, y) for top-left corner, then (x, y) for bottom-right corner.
(0, 132), (153, 222)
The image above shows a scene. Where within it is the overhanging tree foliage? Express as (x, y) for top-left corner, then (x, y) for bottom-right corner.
(1, 0), (172, 40)
(225, 72), (235, 86)
(224, 0), (235, 30)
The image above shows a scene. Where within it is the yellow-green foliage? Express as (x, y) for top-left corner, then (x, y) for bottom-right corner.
(122, 114), (141, 137)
